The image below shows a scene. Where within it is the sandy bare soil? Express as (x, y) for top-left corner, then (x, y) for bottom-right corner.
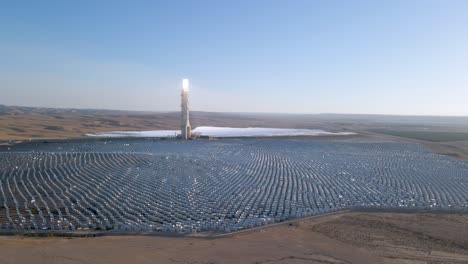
(0, 212), (467, 264)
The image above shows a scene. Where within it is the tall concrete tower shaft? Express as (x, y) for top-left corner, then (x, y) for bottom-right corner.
(181, 79), (191, 139)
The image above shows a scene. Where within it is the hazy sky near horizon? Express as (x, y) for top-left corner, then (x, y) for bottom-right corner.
(1, 1), (468, 115)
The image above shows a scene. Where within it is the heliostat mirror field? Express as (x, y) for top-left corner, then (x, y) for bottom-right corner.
(0, 139), (467, 233)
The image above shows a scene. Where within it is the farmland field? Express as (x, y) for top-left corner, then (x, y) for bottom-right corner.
(0, 138), (467, 234)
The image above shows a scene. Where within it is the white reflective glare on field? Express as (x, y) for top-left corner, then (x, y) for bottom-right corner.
(87, 126), (356, 138)
(0, 139), (467, 233)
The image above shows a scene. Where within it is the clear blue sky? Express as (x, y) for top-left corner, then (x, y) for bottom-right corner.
(1, 0), (467, 115)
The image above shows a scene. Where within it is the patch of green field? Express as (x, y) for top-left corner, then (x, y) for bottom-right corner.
(370, 129), (468, 142)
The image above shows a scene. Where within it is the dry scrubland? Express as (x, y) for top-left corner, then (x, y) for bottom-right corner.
(0, 112), (188, 140)
(0, 212), (467, 264)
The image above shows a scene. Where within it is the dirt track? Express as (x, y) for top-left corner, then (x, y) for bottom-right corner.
(1, 212), (467, 264)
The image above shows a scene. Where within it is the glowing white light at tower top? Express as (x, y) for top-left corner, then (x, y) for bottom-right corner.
(182, 78), (189, 92)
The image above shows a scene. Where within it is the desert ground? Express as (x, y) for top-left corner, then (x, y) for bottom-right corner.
(0, 212), (467, 264)
(1, 105), (468, 263)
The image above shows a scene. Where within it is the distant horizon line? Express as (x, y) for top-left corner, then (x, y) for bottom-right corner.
(1, 103), (468, 118)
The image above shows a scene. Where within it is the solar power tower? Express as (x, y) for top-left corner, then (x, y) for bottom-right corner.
(181, 78), (191, 139)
